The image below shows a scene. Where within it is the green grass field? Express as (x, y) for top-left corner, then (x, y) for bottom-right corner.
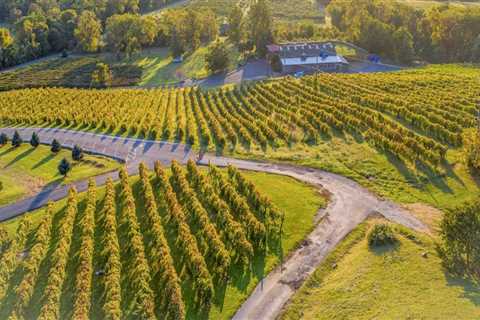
(125, 42), (241, 86)
(0, 144), (119, 206)
(0, 165), (325, 319)
(281, 220), (480, 319)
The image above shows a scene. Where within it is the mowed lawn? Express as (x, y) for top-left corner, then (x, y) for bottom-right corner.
(0, 144), (119, 206)
(281, 221), (480, 320)
(0, 167), (326, 319)
(127, 43), (241, 87)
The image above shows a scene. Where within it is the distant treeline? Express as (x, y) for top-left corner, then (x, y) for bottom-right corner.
(327, 0), (480, 63)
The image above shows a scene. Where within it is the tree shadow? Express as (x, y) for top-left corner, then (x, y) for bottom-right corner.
(0, 146), (15, 158)
(32, 153), (56, 170)
(5, 147), (36, 168)
(445, 273), (480, 306)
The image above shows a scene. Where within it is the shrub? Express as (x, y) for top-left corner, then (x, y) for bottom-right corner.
(30, 132), (40, 148)
(12, 131), (22, 148)
(51, 139), (61, 153)
(58, 158), (71, 176)
(72, 144), (84, 161)
(0, 133), (8, 146)
(368, 223), (397, 247)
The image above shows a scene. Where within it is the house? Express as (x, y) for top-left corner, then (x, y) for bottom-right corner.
(267, 42), (349, 74)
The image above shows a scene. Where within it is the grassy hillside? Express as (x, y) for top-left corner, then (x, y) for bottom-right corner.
(281, 221), (480, 319)
(0, 162), (325, 319)
(0, 65), (478, 210)
(0, 56), (141, 91)
(401, 0), (480, 8)
(0, 144), (119, 206)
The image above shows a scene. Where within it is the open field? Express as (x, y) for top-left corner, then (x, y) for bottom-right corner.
(0, 144), (119, 206)
(0, 161), (325, 319)
(0, 65), (478, 210)
(401, 0), (480, 8)
(0, 56), (142, 91)
(281, 220), (480, 319)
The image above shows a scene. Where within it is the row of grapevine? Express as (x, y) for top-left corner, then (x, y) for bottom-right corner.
(10, 204), (53, 319)
(117, 168), (157, 319)
(180, 161), (253, 265)
(166, 161), (231, 279)
(38, 188), (77, 320)
(72, 179), (96, 320)
(101, 178), (122, 320)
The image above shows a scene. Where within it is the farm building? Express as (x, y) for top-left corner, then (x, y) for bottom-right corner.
(267, 42), (349, 74)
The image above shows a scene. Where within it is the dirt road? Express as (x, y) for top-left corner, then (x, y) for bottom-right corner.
(0, 127), (427, 319)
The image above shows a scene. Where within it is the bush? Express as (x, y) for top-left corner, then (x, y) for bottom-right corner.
(12, 131), (22, 148)
(368, 223), (397, 247)
(30, 132), (40, 148)
(0, 133), (8, 146)
(58, 158), (71, 176)
(72, 144), (84, 161)
(205, 41), (230, 74)
(51, 139), (61, 153)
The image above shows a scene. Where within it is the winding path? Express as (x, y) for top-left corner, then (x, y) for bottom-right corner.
(0, 127), (427, 319)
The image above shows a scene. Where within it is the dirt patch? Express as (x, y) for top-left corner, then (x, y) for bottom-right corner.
(403, 203), (443, 234)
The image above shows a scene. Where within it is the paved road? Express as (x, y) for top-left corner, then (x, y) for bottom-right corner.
(0, 127), (427, 319)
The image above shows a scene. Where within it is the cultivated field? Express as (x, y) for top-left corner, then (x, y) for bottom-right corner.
(0, 161), (324, 319)
(0, 57), (142, 91)
(0, 65), (479, 208)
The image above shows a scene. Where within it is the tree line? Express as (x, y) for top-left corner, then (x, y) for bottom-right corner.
(326, 0), (480, 64)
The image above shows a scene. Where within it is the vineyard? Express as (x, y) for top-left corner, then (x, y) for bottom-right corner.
(0, 65), (477, 169)
(0, 161), (322, 320)
(0, 56), (141, 91)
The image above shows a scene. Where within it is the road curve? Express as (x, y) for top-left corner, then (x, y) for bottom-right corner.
(0, 127), (427, 319)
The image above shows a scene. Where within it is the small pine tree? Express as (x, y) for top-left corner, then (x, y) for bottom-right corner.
(12, 131), (22, 148)
(72, 144), (84, 161)
(30, 132), (40, 148)
(51, 139), (61, 153)
(0, 133), (8, 145)
(58, 158), (71, 176)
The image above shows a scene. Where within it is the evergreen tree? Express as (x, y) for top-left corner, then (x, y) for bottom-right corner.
(72, 144), (84, 161)
(12, 131), (22, 148)
(0, 133), (8, 145)
(51, 139), (61, 153)
(58, 158), (71, 176)
(30, 132), (40, 148)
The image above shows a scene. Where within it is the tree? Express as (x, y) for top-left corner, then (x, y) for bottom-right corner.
(51, 139), (61, 153)
(228, 5), (244, 45)
(0, 28), (14, 67)
(105, 14), (157, 58)
(30, 132), (40, 147)
(270, 54), (282, 73)
(247, 0), (274, 57)
(72, 144), (84, 161)
(91, 63), (112, 88)
(0, 133), (8, 146)
(74, 11), (102, 53)
(12, 131), (22, 148)
(205, 41), (230, 74)
(393, 27), (415, 64)
(58, 158), (71, 176)
(439, 202), (480, 279)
